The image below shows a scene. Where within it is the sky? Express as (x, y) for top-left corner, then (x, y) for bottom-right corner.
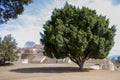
(0, 0), (120, 56)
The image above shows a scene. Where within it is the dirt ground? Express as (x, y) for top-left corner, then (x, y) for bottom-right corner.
(0, 63), (120, 80)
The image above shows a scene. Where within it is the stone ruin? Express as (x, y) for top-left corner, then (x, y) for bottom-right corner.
(16, 45), (119, 71)
(85, 59), (115, 71)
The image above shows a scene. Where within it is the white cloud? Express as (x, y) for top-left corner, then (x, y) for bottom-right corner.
(0, 0), (120, 52)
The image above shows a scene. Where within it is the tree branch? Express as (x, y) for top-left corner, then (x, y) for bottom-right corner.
(68, 54), (77, 63)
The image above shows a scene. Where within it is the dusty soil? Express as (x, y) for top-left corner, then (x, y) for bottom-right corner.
(0, 63), (120, 80)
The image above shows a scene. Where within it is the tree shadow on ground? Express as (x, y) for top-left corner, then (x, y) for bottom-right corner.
(0, 63), (14, 66)
(10, 67), (93, 73)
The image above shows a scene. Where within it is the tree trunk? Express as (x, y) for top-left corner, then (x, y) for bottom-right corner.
(2, 59), (6, 65)
(76, 60), (85, 71)
(1, 57), (6, 65)
(0, 60), (5, 66)
(68, 55), (86, 71)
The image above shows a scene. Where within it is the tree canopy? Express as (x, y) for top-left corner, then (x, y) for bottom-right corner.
(0, 0), (32, 24)
(40, 3), (116, 71)
(0, 34), (18, 65)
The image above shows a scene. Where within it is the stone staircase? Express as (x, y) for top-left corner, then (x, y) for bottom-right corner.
(31, 55), (46, 63)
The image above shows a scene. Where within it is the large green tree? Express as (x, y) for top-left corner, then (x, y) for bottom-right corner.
(0, 0), (32, 24)
(41, 3), (116, 71)
(0, 34), (18, 65)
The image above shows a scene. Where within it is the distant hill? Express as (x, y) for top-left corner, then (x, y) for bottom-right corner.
(107, 50), (120, 61)
(24, 41), (36, 48)
(107, 55), (120, 60)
